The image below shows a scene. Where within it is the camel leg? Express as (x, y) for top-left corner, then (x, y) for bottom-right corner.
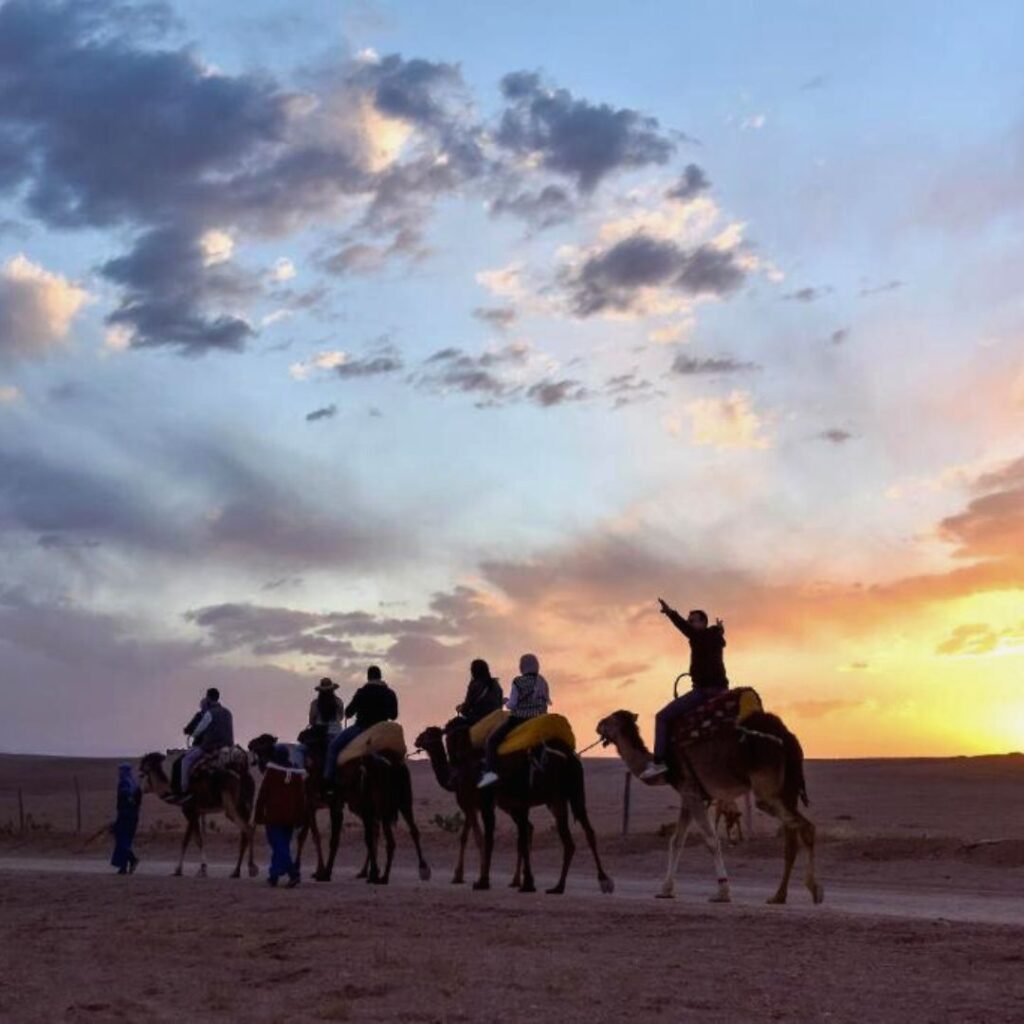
(304, 809), (327, 878)
(474, 798), (495, 891)
(398, 792), (431, 882)
(657, 803), (693, 898)
(798, 814), (824, 903)
(546, 799), (575, 895)
(318, 798), (343, 882)
(175, 814), (195, 876)
(690, 801), (731, 903)
(363, 816), (380, 884)
(194, 814), (208, 878)
(514, 810), (535, 893)
(568, 767), (614, 894)
(452, 811), (472, 884)
(767, 825), (799, 904)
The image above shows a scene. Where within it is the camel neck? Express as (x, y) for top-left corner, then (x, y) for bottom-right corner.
(422, 742), (454, 793)
(615, 735), (653, 778)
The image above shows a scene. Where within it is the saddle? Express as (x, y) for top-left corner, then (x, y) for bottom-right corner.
(467, 709), (508, 749)
(671, 687), (763, 749)
(497, 713), (576, 756)
(168, 746), (246, 795)
(335, 722), (407, 770)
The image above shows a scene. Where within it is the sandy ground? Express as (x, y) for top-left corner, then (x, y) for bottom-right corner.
(1, 753), (1022, 1022)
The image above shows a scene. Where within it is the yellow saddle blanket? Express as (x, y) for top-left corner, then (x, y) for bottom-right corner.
(336, 722), (407, 769)
(498, 713), (576, 756)
(468, 709), (508, 749)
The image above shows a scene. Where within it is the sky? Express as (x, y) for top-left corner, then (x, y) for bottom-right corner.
(1, 0), (1022, 757)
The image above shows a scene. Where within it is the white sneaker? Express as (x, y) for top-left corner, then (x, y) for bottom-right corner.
(639, 762), (668, 781)
(477, 771), (499, 789)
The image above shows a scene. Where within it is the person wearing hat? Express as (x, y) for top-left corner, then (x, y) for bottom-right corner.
(308, 678), (344, 737)
(639, 598), (730, 781)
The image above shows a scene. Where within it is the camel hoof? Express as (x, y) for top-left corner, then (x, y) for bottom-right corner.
(229, 870), (240, 879)
(599, 877), (615, 895)
(811, 883), (825, 904)
(708, 890), (732, 904)
(248, 864), (259, 878)
(508, 879), (520, 888)
(197, 866), (208, 878)
(451, 876), (464, 885)
(313, 871), (331, 883)
(472, 879), (490, 891)
(172, 868), (183, 878)
(519, 882), (536, 894)
(766, 893), (787, 905)
(419, 864), (431, 882)
(545, 885), (565, 895)
(654, 892), (675, 900)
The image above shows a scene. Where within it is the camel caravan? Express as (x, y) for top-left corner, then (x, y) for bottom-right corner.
(135, 598), (824, 905)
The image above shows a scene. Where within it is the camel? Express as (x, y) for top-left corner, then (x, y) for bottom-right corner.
(415, 724), (527, 888)
(282, 727), (430, 885)
(596, 708), (823, 905)
(421, 721), (613, 895)
(138, 749), (258, 878)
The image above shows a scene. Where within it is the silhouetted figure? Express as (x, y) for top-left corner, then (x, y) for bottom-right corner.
(457, 658), (503, 725)
(110, 762), (141, 875)
(478, 653), (550, 788)
(180, 687), (234, 796)
(641, 599), (729, 781)
(255, 743), (306, 887)
(323, 666), (398, 784)
(308, 677), (344, 736)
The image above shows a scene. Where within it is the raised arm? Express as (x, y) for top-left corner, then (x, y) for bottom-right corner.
(658, 598), (693, 638)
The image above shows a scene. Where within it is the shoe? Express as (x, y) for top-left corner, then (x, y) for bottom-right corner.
(639, 762), (668, 781)
(286, 874), (301, 889)
(267, 876), (279, 887)
(477, 771), (499, 789)
(128, 856), (139, 875)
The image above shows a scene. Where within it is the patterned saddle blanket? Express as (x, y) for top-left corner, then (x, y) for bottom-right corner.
(166, 746), (247, 794)
(671, 687), (763, 749)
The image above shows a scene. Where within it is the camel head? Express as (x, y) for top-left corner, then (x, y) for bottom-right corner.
(138, 751), (167, 793)
(414, 725), (445, 751)
(247, 733), (278, 770)
(595, 710), (643, 752)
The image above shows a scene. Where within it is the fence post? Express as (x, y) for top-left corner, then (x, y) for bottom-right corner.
(74, 775), (82, 834)
(621, 771), (632, 836)
(18, 788), (25, 833)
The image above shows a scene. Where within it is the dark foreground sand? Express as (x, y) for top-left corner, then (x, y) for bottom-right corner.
(1, 753), (1022, 1022)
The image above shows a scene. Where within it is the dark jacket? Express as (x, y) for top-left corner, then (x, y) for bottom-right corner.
(346, 681), (398, 729)
(665, 610), (729, 690)
(254, 763), (307, 828)
(458, 676), (504, 724)
(198, 703), (234, 751)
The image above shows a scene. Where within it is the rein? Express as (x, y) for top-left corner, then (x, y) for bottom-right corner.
(576, 737), (604, 756)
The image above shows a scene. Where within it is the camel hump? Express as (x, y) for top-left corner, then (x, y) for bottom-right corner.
(337, 721), (407, 769)
(498, 713), (576, 757)
(468, 708), (508, 749)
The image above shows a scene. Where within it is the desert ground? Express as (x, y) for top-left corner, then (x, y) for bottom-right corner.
(1, 752), (1022, 1023)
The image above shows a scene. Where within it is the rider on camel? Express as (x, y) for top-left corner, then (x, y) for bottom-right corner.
(308, 677), (345, 736)
(179, 687), (235, 797)
(640, 599), (729, 781)
(456, 658), (503, 726)
(477, 653), (550, 789)
(322, 666), (398, 787)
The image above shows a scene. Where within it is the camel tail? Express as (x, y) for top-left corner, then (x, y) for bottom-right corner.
(782, 729), (809, 808)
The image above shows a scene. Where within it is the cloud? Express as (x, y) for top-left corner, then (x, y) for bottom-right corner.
(671, 353), (759, 376)
(937, 455), (1024, 562)
(829, 328), (850, 345)
(859, 279), (903, 298)
(472, 306), (517, 330)
(817, 429), (855, 444)
(495, 71), (674, 193)
(782, 285), (831, 302)
(305, 403), (338, 422)
(524, 378), (589, 407)
(290, 343), (403, 381)
(935, 622), (1024, 656)
(0, 385), (21, 403)
(665, 164), (710, 203)
(799, 75), (827, 92)
(740, 114), (767, 131)
(0, 254), (88, 362)
(101, 226), (255, 355)
(681, 391), (770, 450)
(490, 184), (575, 229)
(567, 234), (746, 317)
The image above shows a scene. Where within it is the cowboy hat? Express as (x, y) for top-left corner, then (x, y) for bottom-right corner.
(315, 677), (338, 692)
